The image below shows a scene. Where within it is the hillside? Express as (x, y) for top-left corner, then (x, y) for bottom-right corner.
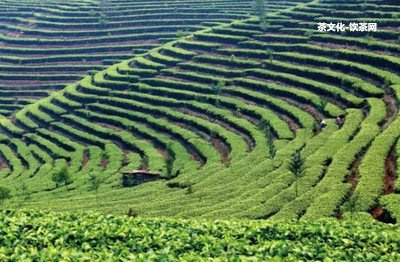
(0, 0), (304, 116)
(0, 0), (399, 225)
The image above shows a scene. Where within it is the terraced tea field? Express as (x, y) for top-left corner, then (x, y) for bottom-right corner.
(0, 0), (400, 226)
(0, 0), (303, 116)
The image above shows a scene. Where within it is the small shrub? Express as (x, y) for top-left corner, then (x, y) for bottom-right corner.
(267, 139), (276, 157)
(266, 48), (273, 61)
(122, 174), (136, 188)
(317, 99), (328, 112)
(288, 150), (305, 198)
(176, 30), (189, 38)
(165, 143), (175, 178)
(214, 98), (221, 108)
(52, 166), (71, 190)
(88, 173), (102, 202)
(17, 183), (30, 207)
(392, 13), (400, 19)
(99, 13), (108, 27)
(258, 119), (271, 135)
(0, 186), (11, 206)
(212, 80), (225, 95)
(258, 119), (276, 157)
(186, 184), (194, 195)
(233, 107), (241, 117)
(127, 208), (138, 218)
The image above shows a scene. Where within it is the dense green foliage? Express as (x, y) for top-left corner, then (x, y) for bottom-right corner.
(0, 210), (399, 261)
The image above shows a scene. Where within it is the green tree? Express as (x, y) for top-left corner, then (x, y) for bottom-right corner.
(21, 182), (28, 197)
(230, 55), (236, 63)
(288, 150), (305, 198)
(317, 99), (328, 113)
(165, 143), (175, 178)
(258, 118), (270, 132)
(99, 13), (108, 27)
(258, 119), (276, 157)
(52, 166), (71, 190)
(17, 183), (30, 207)
(166, 155), (174, 178)
(0, 186), (11, 206)
(267, 138), (276, 158)
(212, 80), (225, 96)
(88, 173), (102, 202)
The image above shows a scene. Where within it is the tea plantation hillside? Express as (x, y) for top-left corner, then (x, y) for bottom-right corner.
(0, 0), (400, 225)
(0, 0), (305, 116)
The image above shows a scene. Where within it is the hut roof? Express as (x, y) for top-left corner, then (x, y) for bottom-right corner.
(121, 170), (161, 176)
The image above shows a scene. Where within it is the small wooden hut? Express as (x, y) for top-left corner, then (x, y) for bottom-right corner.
(121, 170), (161, 187)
